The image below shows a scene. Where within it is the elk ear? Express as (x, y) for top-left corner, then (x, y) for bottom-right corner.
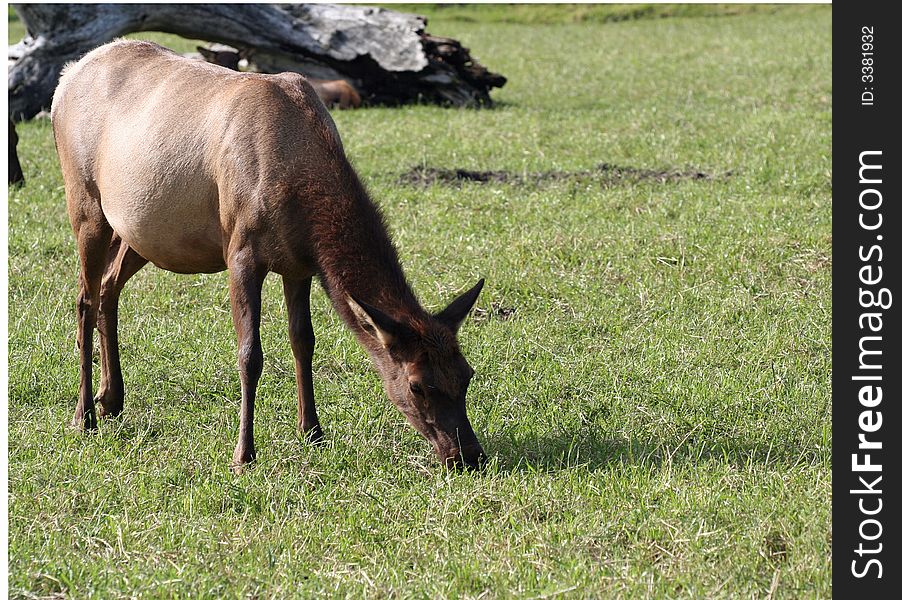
(347, 295), (399, 348)
(435, 279), (485, 333)
(197, 47), (216, 62)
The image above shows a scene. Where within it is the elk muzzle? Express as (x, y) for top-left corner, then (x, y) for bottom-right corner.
(433, 420), (487, 470)
(444, 442), (487, 471)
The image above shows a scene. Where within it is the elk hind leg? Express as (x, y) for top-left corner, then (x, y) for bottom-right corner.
(228, 246), (267, 471)
(69, 190), (113, 430)
(95, 234), (148, 417)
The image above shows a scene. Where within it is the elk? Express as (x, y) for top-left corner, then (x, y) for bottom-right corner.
(9, 119), (24, 186)
(51, 40), (486, 470)
(197, 46), (362, 110)
(196, 45), (241, 71)
(307, 79), (362, 110)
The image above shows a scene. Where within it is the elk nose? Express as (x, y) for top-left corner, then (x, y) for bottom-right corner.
(457, 443), (488, 471)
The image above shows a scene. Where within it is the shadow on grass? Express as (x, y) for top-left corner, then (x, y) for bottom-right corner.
(484, 429), (823, 473)
(488, 99), (519, 109)
(99, 414), (167, 444)
(82, 413), (822, 476)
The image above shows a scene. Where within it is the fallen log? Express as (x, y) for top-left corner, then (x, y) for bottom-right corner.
(8, 3), (506, 120)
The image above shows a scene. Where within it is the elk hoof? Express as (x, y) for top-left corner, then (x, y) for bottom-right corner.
(94, 389), (124, 418)
(300, 423), (325, 444)
(71, 406), (98, 431)
(229, 462), (249, 475)
(230, 446), (256, 474)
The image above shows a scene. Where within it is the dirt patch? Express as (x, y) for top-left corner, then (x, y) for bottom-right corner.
(764, 532), (790, 563)
(473, 302), (517, 323)
(399, 163), (729, 187)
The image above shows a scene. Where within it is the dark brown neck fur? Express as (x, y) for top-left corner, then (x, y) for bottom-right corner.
(308, 163), (426, 350)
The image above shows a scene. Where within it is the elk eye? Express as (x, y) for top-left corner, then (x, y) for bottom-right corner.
(409, 381), (424, 396)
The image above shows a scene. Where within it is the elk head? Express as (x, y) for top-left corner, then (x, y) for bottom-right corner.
(347, 280), (486, 469)
(197, 46), (241, 71)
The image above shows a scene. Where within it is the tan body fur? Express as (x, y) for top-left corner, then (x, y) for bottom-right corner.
(54, 40), (340, 276)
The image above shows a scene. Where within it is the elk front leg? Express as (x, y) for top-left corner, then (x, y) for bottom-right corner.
(283, 276), (323, 442)
(228, 250), (267, 471)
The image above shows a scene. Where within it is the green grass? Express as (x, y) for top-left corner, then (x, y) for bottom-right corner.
(384, 3), (814, 25)
(8, 6), (832, 598)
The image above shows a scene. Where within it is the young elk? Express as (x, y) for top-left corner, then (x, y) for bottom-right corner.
(196, 45), (241, 71)
(51, 40), (486, 470)
(197, 46), (362, 110)
(307, 79), (362, 110)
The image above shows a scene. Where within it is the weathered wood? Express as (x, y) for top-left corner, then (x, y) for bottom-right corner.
(8, 3), (506, 120)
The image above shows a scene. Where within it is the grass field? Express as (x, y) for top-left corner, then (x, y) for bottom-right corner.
(7, 5), (832, 598)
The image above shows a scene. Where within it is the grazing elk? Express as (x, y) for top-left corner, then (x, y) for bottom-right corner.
(51, 40), (486, 470)
(197, 46), (362, 110)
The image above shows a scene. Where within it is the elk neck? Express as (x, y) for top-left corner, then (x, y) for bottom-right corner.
(306, 163), (428, 354)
